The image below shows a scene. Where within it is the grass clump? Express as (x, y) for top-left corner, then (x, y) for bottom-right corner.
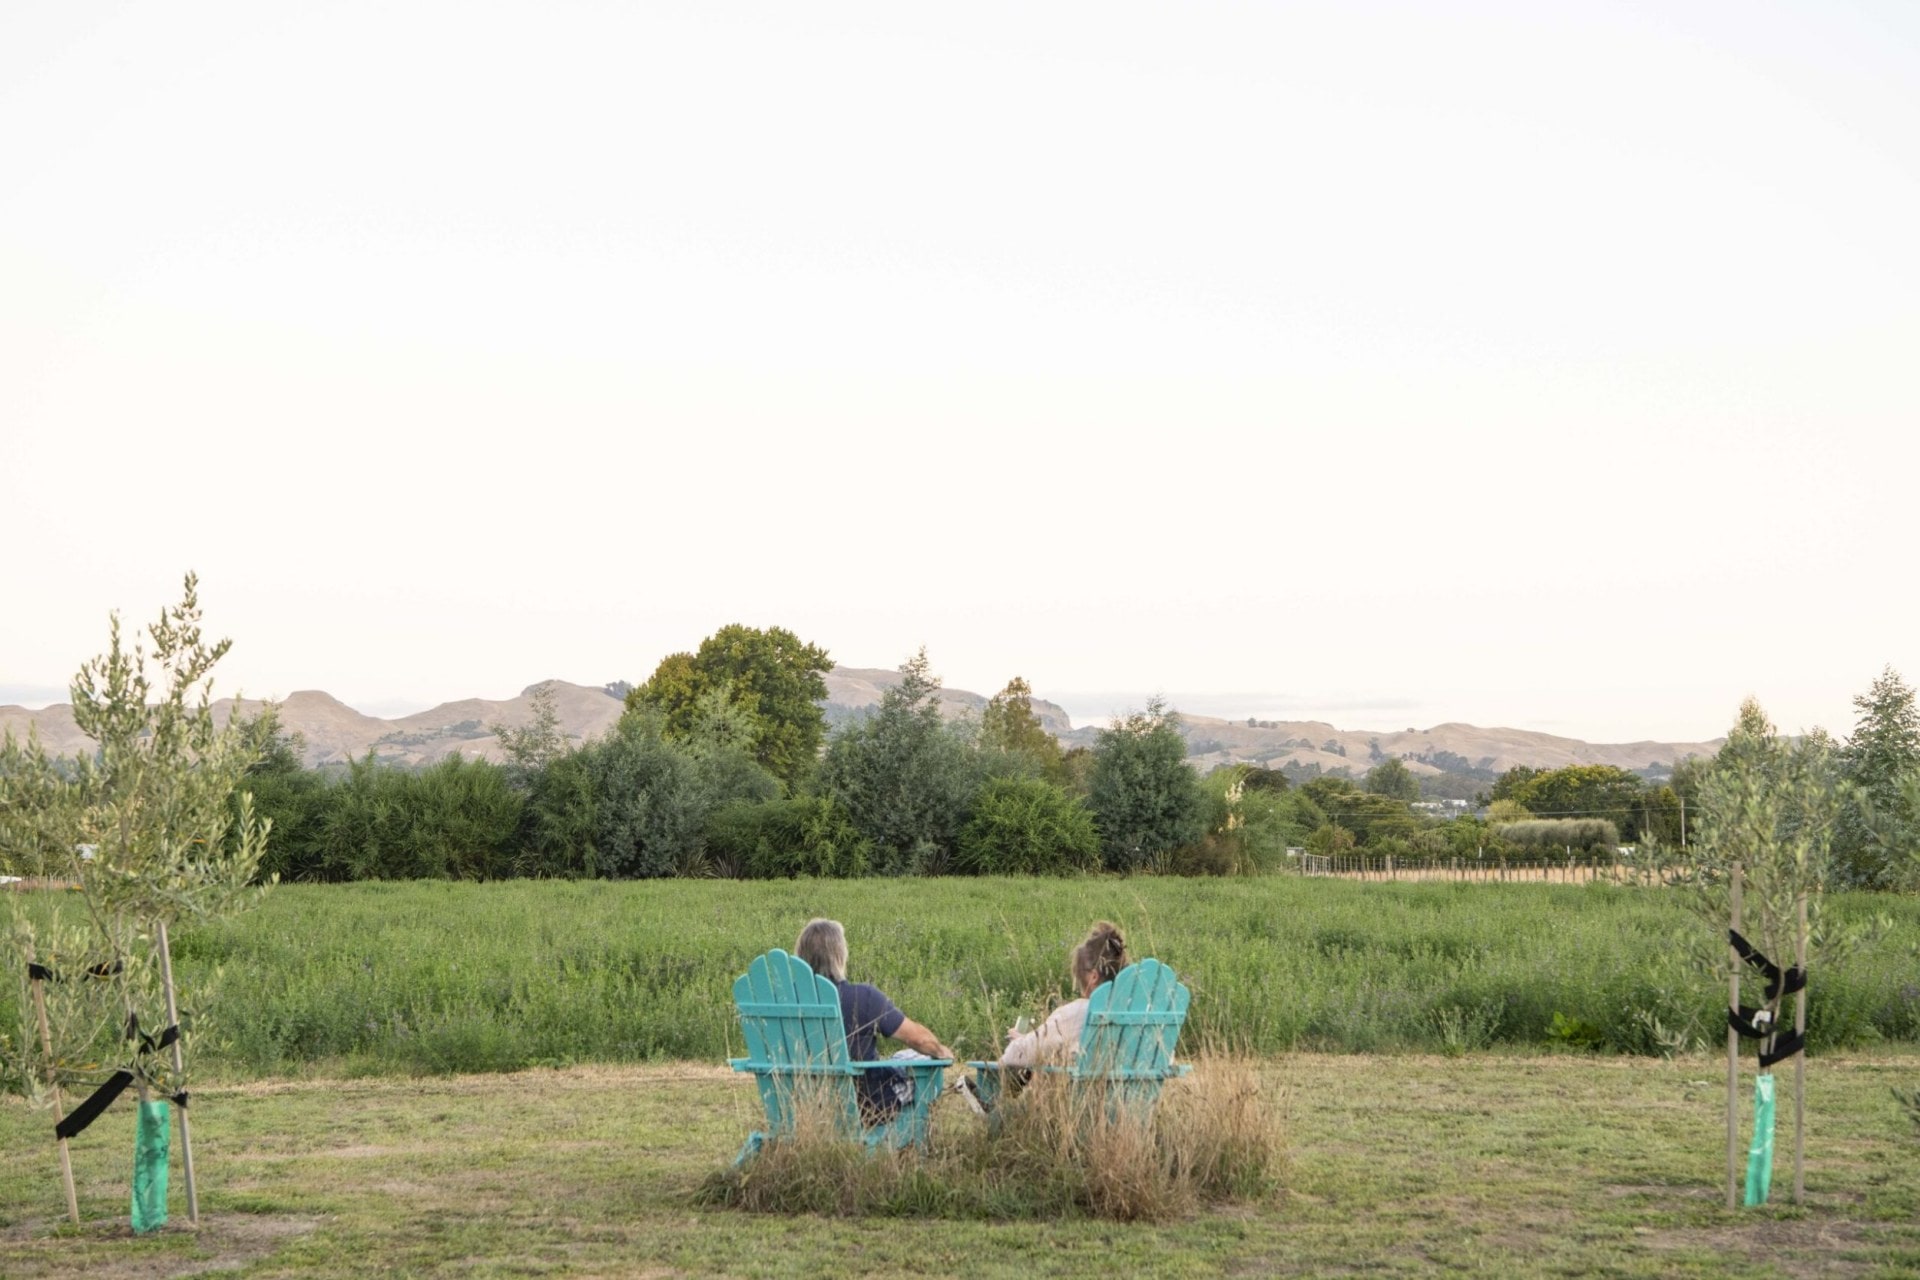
(698, 1054), (1284, 1222)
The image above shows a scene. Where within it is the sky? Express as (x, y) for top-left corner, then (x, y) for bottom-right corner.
(3, 1), (1917, 743)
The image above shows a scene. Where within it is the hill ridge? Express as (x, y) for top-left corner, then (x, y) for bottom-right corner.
(0, 666), (1720, 775)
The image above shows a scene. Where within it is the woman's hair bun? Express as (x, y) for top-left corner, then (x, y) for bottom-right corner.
(1076, 921), (1128, 984)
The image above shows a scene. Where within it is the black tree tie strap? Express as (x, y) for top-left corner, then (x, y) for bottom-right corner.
(25, 959), (122, 983)
(1728, 1007), (1775, 1039)
(54, 1070), (134, 1141)
(1728, 930), (1805, 1002)
(1760, 1030), (1806, 1070)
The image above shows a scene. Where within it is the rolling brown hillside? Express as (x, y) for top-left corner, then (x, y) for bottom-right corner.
(1, 669), (1715, 775)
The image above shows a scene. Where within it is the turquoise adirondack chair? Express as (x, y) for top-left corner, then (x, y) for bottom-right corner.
(727, 949), (951, 1164)
(967, 958), (1192, 1113)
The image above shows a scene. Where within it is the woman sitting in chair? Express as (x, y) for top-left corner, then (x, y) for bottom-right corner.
(1000, 921), (1128, 1068)
(794, 917), (954, 1120)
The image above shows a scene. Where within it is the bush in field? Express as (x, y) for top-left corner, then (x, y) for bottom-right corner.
(1088, 699), (1207, 872)
(513, 707), (781, 879)
(558, 715), (708, 878)
(1198, 766), (1317, 874)
(315, 753), (522, 880)
(1299, 776), (1420, 846)
(956, 777), (1100, 875)
(818, 650), (982, 873)
(239, 720), (330, 881)
(1495, 818), (1619, 854)
(704, 796), (870, 878)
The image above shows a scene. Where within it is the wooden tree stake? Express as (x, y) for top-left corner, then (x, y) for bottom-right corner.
(27, 957), (81, 1223)
(1792, 891), (1807, 1204)
(1726, 862), (1743, 1210)
(156, 920), (199, 1223)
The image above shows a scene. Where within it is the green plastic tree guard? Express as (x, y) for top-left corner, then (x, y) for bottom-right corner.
(131, 1100), (171, 1233)
(1743, 1073), (1776, 1207)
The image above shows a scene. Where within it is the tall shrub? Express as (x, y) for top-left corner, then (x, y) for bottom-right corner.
(1088, 700), (1206, 872)
(956, 777), (1100, 875)
(818, 650), (982, 873)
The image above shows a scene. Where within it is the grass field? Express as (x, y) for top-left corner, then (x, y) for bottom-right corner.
(1, 1053), (1916, 1278)
(6, 878), (1913, 1079)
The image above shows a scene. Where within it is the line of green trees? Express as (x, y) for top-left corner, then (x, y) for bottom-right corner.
(240, 630), (1250, 881)
(229, 634), (1920, 891)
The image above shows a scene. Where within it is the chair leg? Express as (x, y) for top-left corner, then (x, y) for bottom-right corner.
(733, 1131), (766, 1167)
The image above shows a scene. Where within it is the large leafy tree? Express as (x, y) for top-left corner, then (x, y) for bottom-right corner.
(1087, 699), (1207, 871)
(1365, 757), (1420, 803)
(816, 649), (982, 874)
(1500, 764), (1653, 840)
(1835, 666), (1920, 888)
(628, 625), (832, 787)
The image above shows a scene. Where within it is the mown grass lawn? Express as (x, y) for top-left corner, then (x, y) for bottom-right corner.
(2, 1053), (1915, 1278)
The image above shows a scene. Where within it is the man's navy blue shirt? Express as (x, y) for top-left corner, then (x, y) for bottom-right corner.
(834, 980), (904, 1062)
(834, 980), (906, 1115)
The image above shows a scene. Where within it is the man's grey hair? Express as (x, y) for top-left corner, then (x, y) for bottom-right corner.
(794, 918), (848, 981)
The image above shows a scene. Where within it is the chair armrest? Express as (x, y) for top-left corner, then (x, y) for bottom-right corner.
(728, 1059), (861, 1076)
(847, 1059), (953, 1070)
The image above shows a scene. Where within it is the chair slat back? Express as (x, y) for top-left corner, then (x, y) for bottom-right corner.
(1074, 958), (1190, 1082)
(732, 949), (856, 1136)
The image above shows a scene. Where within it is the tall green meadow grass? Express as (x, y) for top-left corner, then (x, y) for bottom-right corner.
(7, 877), (1915, 1077)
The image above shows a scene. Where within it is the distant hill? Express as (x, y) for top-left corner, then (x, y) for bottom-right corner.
(1147, 715), (1719, 782)
(822, 667), (1074, 734)
(0, 681), (626, 769)
(0, 667), (1717, 781)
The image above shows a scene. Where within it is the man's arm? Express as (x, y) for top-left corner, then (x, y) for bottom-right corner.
(892, 1017), (954, 1061)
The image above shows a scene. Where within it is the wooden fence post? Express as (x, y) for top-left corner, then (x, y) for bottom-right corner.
(1727, 863), (1743, 1209)
(155, 920), (198, 1223)
(1793, 892), (1807, 1204)
(27, 953), (80, 1223)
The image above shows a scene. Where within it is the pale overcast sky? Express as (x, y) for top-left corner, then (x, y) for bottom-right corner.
(3, 1), (1916, 743)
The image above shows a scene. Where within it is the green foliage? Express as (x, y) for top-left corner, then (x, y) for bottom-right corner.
(1650, 699), (1865, 1040)
(1364, 757), (1420, 803)
(629, 625), (833, 787)
(978, 677), (1066, 781)
(703, 796), (870, 879)
(1836, 666), (1920, 889)
(1306, 823), (1356, 855)
(1498, 764), (1652, 840)
(492, 682), (568, 784)
(817, 650), (982, 873)
(8, 877), (1910, 1077)
(0, 573), (273, 1107)
(240, 718), (331, 882)
(1495, 818), (1621, 853)
(513, 709), (779, 879)
(557, 715), (708, 879)
(1196, 767), (1314, 874)
(1088, 699), (1207, 871)
(311, 753), (523, 881)
(1547, 1011), (1606, 1050)
(955, 777), (1099, 875)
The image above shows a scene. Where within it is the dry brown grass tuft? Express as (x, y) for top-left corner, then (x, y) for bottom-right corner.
(698, 1053), (1286, 1222)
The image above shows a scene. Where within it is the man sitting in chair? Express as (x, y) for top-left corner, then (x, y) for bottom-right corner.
(794, 918), (955, 1121)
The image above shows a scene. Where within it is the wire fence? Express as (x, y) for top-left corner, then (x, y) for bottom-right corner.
(1295, 850), (1667, 886)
